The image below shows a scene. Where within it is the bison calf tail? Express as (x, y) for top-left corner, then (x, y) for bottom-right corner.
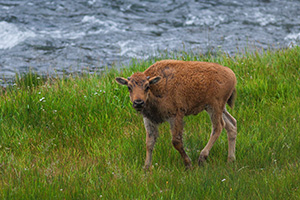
(227, 88), (236, 109)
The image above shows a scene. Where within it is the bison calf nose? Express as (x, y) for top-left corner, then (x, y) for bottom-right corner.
(133, 99), (145, 108)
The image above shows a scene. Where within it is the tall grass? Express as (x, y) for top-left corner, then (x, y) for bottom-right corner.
(0, 46), (300, 199)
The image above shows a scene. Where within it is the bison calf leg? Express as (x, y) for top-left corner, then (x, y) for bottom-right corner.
(199, 109), (224, 166)
(223, 109), (237, 162)
(169, 115), (192, 169)
(143, 117), (159, 170)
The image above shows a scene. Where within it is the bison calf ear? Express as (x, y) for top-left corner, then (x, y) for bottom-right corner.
(115, 77), (128, 85)
(149, 76), (161, 85)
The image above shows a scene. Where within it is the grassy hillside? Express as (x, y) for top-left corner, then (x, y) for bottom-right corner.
(0, 46), (300, 199)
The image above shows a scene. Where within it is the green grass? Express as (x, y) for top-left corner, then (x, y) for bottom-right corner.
(1, 46), (300, 199)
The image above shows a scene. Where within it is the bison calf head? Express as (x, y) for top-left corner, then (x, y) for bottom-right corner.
(116, 73), (161, 111)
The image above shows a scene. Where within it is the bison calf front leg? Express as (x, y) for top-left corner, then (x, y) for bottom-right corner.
(169, 115), (192, 169)
(143, 117), (159, 170)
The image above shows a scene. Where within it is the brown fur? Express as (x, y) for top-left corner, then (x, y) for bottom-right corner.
(116, 60), (237, 170)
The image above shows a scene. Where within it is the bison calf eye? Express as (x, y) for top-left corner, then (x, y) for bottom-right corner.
(128, 86), (132, 92)
(145, 86), (150, 92)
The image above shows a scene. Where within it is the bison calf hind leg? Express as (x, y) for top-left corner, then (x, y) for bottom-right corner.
(198, 108), (224, 166)
(223, 109), (237, 162)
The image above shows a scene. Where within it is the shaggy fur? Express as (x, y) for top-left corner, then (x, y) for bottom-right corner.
(116, 60), (237, 169)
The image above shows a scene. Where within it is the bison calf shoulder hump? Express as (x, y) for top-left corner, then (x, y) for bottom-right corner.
(116, 60), (237, 170)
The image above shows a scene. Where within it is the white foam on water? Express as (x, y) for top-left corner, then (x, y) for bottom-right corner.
(0, 21), (36, 49)
(117, 38), (176, 60)
(284, 32), (300, 45)
(1, 6), (10, 10)
(117, 39), (156, 61)
(34, 16), (121, 42)
(81, 16), (120, 33)
(285, 32), (300, 41)
(117, 40), (139, 57)
(33, 15), (124, 42)
(88, 0), (97, 5)
(184, 12), (225, 27)
(82, 16), (102, 24)
(254, 12), (276, 26)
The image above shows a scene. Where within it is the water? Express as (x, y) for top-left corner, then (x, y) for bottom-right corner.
(0, 0), (300, 82)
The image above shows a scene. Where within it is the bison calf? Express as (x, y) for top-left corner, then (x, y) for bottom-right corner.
(116, 60), (237, 169)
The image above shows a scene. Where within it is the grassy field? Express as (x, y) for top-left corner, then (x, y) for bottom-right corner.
(0, 46), (300, 199)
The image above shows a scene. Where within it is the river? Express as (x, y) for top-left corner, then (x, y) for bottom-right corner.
(0, 0), (300, 82)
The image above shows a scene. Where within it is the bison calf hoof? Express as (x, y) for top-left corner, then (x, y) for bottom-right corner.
(185, 165), (192, 171)
(143, 164), (151, 171)
(227, 155), (236, 163)
(198, 155), (208, 166)
(183, 157), (192, 170)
